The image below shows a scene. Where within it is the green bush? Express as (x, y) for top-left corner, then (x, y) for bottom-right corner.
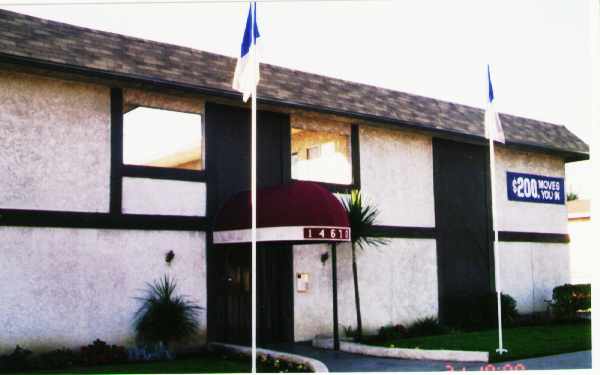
(377, 324), (408, 341)
(134, 275), (202, 347)
(0, 340), (128, 373)
(343, 325), (359, 339)
(79, 339), (128, 366)
(551, 284), (591, 320)
(484, 293), (519, 327)
(34, 348), (78, 370)
(445, 293), (519, 330)
(0, 346), (33, 372)
(512, 311), (554, 327)
(406, 317), (449, 337)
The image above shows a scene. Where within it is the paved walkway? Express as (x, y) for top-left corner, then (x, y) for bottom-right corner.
(265, 342), (591, 372)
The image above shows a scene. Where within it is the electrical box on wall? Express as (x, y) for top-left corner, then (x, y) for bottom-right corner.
(297, 273), (309, 292)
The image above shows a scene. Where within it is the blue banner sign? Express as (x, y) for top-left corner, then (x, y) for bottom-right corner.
(506, 172), (564, 204)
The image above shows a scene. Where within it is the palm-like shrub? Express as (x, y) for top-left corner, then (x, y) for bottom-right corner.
(133, 276), (202, 347)
(341, 190), (388, 341)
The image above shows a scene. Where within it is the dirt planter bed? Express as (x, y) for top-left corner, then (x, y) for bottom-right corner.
(208, 342), (329, 372)
(312, 337), (489, 363)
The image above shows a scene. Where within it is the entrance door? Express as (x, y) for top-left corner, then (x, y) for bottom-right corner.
(433, 138), (494, 325)
(218, 246), (251, 344)
(205, 103), (293, 344)
(257, 244), (294, 345)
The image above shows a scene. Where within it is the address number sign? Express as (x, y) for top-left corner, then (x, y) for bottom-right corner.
(303, 227), (350, 241)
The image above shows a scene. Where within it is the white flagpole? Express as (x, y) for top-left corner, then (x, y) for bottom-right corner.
(250, 4), (258, 373)
(488, 122), (507, 355)
(251, 85), (257, 372)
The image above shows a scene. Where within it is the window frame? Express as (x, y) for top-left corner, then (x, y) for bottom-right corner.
(120, 97), (207, 183)
(110, 88), (208, 219)
(290, 123), (361, 194)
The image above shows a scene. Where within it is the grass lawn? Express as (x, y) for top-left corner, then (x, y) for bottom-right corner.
(370, 322), (591, 362)
(16, 356), (250, 374)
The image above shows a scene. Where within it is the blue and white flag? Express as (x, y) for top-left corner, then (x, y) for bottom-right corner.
(233, 2), (260, 102)
(485, 65), (505, 144)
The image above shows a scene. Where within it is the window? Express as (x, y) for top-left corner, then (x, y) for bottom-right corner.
(123, 106), (203, 171)
(291, 127), (352, 185)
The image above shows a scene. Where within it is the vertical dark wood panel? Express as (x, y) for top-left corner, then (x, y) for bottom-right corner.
(206, 103), (251, 344)
(110, 88), (123, 215)
(483, 145), (496, 293)
(433, 138), (494, 325)
(257, 244), (294, 345)
(351, 124), (361, 188)
(205, 102), (293, 345)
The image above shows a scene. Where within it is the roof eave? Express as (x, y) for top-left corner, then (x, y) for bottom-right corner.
(0, 52), (589, 163)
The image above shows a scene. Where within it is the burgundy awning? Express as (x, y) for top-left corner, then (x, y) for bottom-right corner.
(213, 181), (351, 244)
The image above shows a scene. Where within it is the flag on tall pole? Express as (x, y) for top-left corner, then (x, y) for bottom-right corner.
(485, 65), (505, 144)
(233, 1), (260, 102)
(486, 65), (508, 355)
(233, 2), (260, 372)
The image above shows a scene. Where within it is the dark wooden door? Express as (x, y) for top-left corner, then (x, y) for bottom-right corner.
(205, 103), (293, 344)
(433, 138), (494, 325)
(257, 244), (294, 345)
(220, 246), (251, 344)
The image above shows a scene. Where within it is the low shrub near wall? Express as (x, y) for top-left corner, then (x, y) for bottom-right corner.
(551, 284), (591, 320)
(0, 346), (32, 372)
(0, 339), (128, 373)
(406, 317), (450, 337)
(376, 324), (408, 341)
(79, 339), (128, 366)
(372, 317), (449, 342)
(444, 293), (519, 330)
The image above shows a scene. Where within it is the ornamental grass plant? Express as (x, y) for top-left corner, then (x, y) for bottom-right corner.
(133, 276), (202, 348)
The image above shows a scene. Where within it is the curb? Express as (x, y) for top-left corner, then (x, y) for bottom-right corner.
(312, 337), (488, 363)
(208, 342), (329, 373)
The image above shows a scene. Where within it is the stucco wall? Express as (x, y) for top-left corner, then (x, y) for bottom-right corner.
(492, 147), (569, 313)
(498, 242), (570, 313)
(293, 239), (438, 342)
(0, 227), (207, 352)
(494, 147), (567, 233)
(122, 178), (207, 216)
(359, 125), (435, 227)
(0, 71), (110, 212)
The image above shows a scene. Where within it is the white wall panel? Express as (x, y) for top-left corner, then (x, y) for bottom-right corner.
(122, 177), (206, 216)
(0, 227), (206, 351)
(498, 242), (570, 313)
(0, 71), (110, 212)
(359, 126), (435, 227)
(495, 147), (567, 233)
(293, 239), (437, 341)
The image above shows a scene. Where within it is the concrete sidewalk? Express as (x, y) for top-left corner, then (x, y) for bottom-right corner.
(265, 342), (591, 372)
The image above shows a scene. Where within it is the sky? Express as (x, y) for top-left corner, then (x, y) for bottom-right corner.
(1, 0), (595, 198)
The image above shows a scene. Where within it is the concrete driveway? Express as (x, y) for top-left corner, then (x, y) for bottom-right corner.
(265, 342), (591, 372)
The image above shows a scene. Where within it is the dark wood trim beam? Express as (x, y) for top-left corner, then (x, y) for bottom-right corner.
(110, 87), (124, 215)
(0, 209), (208, 231)
(288, 179), (355, 194)
(498, 231), (570, 244)
(371, 225), (437, 239)
(122, 165), (207, 182)
(351, 124), (361, 188)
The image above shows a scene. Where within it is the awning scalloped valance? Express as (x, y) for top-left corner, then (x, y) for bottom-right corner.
(213, 181), (350, 245)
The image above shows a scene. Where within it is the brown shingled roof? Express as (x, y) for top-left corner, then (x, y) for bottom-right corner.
(0, 8), (588, 160)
